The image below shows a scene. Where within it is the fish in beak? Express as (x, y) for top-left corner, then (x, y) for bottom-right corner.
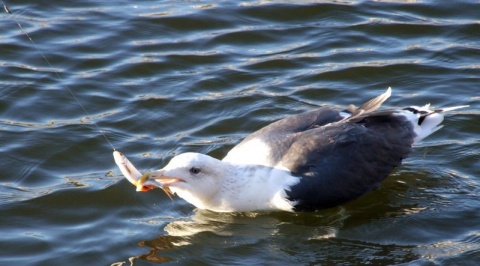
(134, 173), (158, 192)
(138, 170), (185, 199)
(113, 151), (183, 199)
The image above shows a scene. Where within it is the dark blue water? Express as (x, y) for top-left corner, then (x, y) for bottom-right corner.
(1, 1), (479, 265)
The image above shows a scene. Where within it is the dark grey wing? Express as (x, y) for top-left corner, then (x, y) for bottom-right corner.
(224, 89), (393, 165)
(223, 106), (345, 164)
(241, 106), (344, 142)
(283, 112), (415, 212)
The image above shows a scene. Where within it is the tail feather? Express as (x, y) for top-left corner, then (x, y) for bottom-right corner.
(342, 87), (467, 143)
(346, 87), (392, 118)
(403, 104), (469, 143)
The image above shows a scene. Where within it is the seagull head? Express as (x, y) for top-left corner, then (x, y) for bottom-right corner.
(141, 152), (228, 209)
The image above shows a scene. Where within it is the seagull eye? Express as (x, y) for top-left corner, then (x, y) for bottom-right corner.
(190, 167), (201, 175)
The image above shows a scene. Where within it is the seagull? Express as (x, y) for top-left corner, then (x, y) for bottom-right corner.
(115, 88), (467, 212)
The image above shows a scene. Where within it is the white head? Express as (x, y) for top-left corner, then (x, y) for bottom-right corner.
(145, 152), (228, 209)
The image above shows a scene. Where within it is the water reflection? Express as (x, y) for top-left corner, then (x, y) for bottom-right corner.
(126, 208), (348, 264)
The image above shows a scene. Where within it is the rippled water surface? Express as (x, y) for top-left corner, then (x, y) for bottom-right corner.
(1, 1), (479, 265)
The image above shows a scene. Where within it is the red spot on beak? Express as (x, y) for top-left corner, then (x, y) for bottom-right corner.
(136, 184), (155, 192)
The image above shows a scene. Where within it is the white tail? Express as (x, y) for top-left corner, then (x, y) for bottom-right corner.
(402, 104), (469, 143)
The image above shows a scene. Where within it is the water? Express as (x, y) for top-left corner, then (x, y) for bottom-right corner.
(1, 1), (479, 265)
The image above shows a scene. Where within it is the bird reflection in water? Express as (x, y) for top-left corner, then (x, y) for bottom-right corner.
(114, 208), (347, 265)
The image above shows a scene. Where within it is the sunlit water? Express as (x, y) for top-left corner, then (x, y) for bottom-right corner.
(1, 1), (479, 265)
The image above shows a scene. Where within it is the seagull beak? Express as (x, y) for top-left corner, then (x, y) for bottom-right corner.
(136, 170), (184, 199)
(149, 169), (183, 184)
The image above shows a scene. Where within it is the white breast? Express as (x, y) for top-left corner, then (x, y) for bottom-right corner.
(208, 165), (300, 212)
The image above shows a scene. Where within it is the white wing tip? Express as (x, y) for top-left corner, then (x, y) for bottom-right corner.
(439, 105), (469, 112)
